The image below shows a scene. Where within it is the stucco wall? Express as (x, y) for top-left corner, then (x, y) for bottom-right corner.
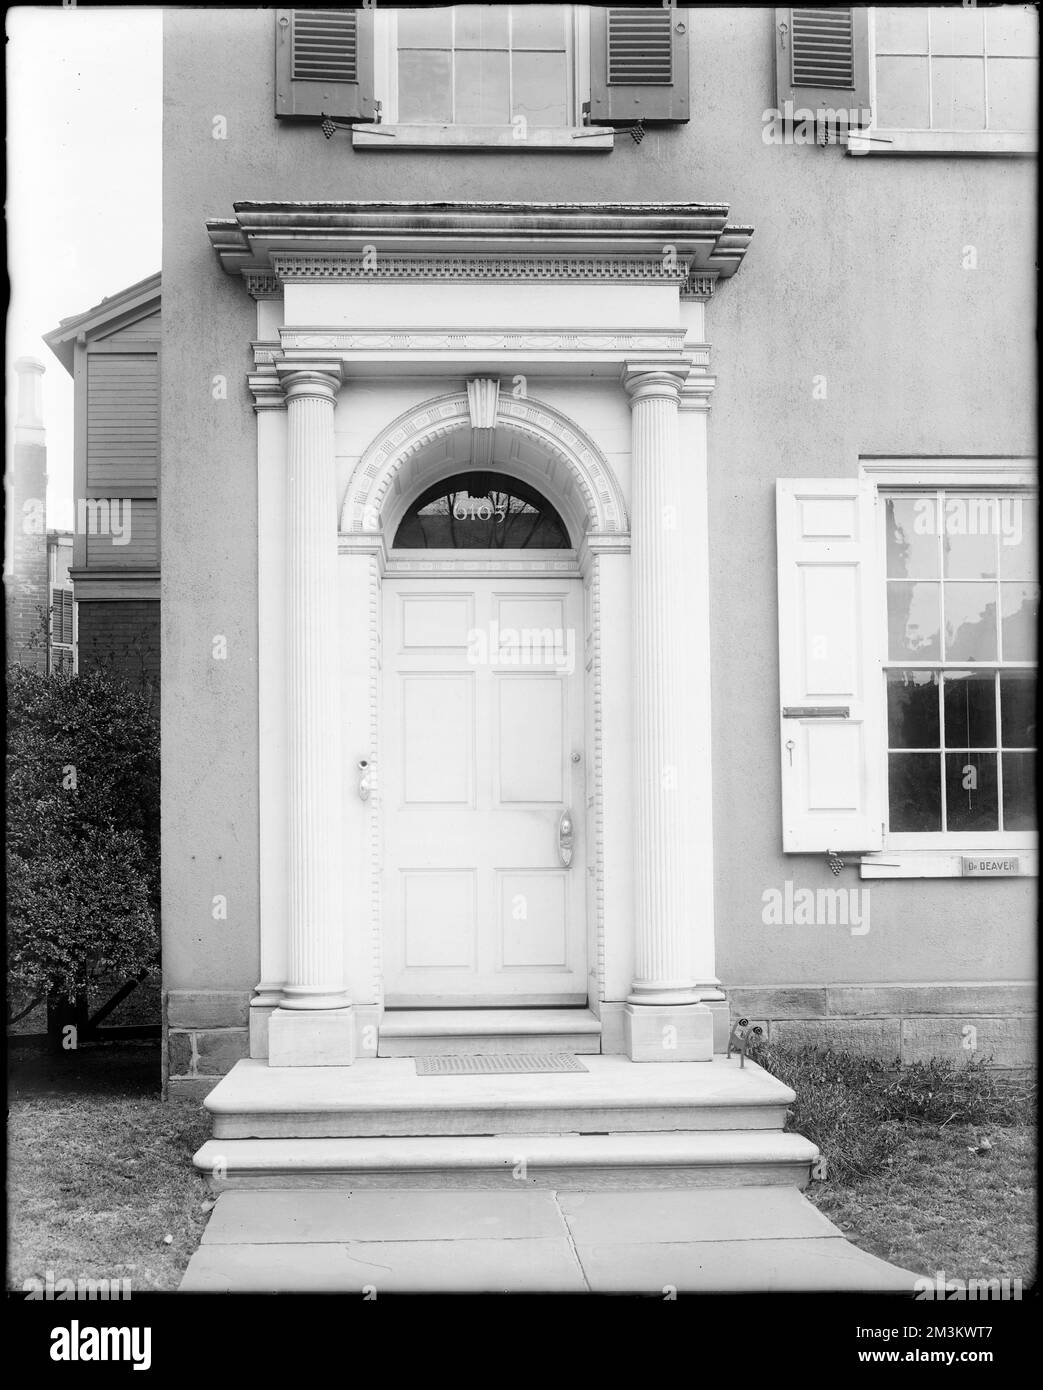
(161, 10), (1036, 1046)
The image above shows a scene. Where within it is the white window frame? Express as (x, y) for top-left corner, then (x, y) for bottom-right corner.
(359, 4), (612, 151)
(848, 7), (1038, 157)
(859, 456), (1038, 877)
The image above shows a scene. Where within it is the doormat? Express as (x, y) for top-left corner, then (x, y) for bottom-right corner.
(415, 1053), (589, 1076)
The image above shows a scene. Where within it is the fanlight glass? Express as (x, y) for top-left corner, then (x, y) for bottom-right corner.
(393, 472), (572, 549)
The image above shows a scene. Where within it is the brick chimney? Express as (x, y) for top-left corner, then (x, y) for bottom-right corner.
(6, 357), (49, 669)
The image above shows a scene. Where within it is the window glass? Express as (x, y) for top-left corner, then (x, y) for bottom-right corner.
(988, 59), (1038, 132)
(455, 5), (509, 49)
(511, 5), (566, 50)
(873, 5), (1038, 133)
(874, 7), (928, 53)
(929, 6), (983, 56)
(393, 472), (572, 549)
(394, 5), (571, 125)
(398, 9), (453, 47)
(1000, 671), (1037, 748)
(876, 56), (930, 128)
(930, 57), (986, 130)
(888, 752), (942, 831)
(883, 489), (1037, 834)
(1000, 583), (1040, 660)
(942, 672), (996, 747)
(512, 51), (568, 125)
(399, 50), (453, 122)
(945, 751), (998, 830)
(455, 49), (510, 123)
(887, 669), (940, 747)
(887, 581), (941, 659)
(885, 496), (939, 577)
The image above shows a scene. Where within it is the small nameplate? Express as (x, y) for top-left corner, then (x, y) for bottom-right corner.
(962, 855), (1021, 876)
(782, 706), (850, 719)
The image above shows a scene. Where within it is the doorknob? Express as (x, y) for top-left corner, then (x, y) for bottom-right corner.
(558, 810), (575, 868)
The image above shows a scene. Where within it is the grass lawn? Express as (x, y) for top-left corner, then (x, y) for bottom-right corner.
(6, 1040), (1036, 1292)
(807, 1120), (1036, 1286)
(8, 1042), (211, 1293)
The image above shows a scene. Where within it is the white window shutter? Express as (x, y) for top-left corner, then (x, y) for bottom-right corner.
(776, 478), (883, 852)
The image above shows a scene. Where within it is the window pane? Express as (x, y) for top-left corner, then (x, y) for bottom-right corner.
(930, 6), (984, 56)
(397, 8), (453, 48)
(455, 49), (510, 123)
(887, 670), (940, 748)
(511, 4), (566, 49)
(931, 57), (986, 129)
(888, 581), (941, 659)
(942, 672), (996, 748)
(988, 59), (1038, 132)
(393, 472), (572, 549)
(942, 499), (998, 578)
(1000, 671), (1037, 748)
(455, 5), (509, 50)
(986, 7), (1039, 58)
(876, 55), (930, 127)
(944, 582), (997, 661)
(875, 7), (928, 54)
(1002, 752), (1036, 830)
(945, 752), (998, 831)
(889, 752), (942, 831)
(1000, 583), (1040, 661)
(1000, 500), (1038, 580)
(886, 497), (939, 577)
(511, 50), (567, 125)
(398, 51), (453, 122)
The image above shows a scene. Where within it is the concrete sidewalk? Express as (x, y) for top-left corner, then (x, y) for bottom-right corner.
(180, 1187), (921, 1293)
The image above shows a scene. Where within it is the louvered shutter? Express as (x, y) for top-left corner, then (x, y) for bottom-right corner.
(588, 7), (690, 124)
(275, 8), (376, 120)
(776, 479), (883, 852)
(775, 7), (870, 122)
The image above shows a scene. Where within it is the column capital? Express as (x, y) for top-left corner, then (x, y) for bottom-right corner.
(278, 362), (343, 403)
(621, 363), (689, 405)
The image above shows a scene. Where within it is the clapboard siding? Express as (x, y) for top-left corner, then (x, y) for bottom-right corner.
(87, 353), (159, 488)
(96, 309), (162, 346)
(85, 498), (158, 569)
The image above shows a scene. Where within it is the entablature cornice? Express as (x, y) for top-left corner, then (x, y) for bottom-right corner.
(207, 201), (752, 294)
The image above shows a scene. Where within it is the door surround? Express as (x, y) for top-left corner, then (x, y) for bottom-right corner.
(339, 386), (630, 1024)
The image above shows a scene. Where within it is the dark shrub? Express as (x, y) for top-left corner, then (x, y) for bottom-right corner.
(6, 666), (160, 1007)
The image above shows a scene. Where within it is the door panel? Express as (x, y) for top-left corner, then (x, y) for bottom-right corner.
(382, 576), (586, 1004)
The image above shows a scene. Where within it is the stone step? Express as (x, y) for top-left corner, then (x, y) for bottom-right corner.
(203, 1057), (795, 1140)
(194, 1131), (819, 1191)
(378, 1007), (602, 1057)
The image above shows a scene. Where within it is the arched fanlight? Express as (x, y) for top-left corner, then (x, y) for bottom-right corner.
(393, 472), (572, 549)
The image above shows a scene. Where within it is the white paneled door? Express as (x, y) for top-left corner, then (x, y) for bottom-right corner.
(382, 576), (587, 1004)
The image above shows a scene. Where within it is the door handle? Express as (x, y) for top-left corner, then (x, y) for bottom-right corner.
(558, 810), (575, 868)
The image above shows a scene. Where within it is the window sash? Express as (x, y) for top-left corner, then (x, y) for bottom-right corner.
(879, 485), (1037, 840)
(387, 4), (579, 127)
(869, 5), (1038, 136)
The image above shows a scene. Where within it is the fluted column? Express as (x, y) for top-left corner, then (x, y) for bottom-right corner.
(267, 366), (354, 1066)
(623, 366), (712, 1061)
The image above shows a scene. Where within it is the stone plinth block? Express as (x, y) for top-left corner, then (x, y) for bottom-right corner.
(268, 1007), (356, 1068)
(624, 1003), (714, 1062)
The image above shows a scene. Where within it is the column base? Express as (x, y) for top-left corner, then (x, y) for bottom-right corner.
(624, 1002), (714, 1062)
(267, 1007), (355, 1067)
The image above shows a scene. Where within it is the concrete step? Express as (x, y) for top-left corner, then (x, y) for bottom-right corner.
(203, 1057), (795, 1139)
(193, 1131), (819, 1191)
(378, 1007), (602, 1057)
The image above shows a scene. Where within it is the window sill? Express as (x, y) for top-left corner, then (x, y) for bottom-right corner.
(860, 849), (1038, 879)
(847, 129), (1037, 157)
(351, 123), (615, 152)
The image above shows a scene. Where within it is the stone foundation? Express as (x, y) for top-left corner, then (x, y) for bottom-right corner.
(164, 990), (251, 1100)
(727, 983), (1036, 1070)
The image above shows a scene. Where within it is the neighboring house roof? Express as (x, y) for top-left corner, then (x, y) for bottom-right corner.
(44, 272), (162, 375)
